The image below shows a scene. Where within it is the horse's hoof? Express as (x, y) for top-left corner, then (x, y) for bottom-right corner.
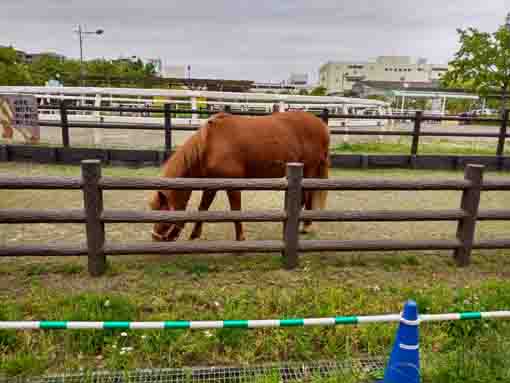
(300, 224), (314, 235)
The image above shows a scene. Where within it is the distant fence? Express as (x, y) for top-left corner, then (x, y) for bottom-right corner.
(0, 161), (509, 276)
(40, 103), (510, 157)
(1, 103), (509, 170)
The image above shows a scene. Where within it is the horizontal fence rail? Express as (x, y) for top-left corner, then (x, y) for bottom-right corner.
(2, 310), (510, 330)
(16, 102), (509, 168)
(0, 161), (509, 275)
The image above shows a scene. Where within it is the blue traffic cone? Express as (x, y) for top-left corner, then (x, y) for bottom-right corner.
(379, 300), (420, 383)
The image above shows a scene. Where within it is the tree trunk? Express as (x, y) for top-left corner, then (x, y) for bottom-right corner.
(502, 86), (509, 115)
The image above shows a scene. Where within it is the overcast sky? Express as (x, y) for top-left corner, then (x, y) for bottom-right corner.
(2, 0), (509, 83)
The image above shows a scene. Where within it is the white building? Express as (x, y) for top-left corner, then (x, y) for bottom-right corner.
(319, 56), (448, 95)
(288, 73), (308, 86)
(163, 65), (186, 78)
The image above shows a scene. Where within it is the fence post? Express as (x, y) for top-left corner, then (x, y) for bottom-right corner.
(164, 103), (172, 153)
(60, 100), (70, 148)
(497, 109), (508, 170)
(0, 145), (7, 162)
(320, 108), (329, 125)
(283, 163), (303, 269)
(410, 111), (422, 156)
(454, 164), (484, 267)
(224, 105), (231, 113)
(82, 160), (106, 276)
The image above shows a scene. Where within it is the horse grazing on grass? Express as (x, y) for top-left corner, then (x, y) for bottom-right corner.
(149, 111), (330, 242)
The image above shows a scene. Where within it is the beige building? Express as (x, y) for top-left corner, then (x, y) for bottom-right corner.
(319, 56), (448, 95)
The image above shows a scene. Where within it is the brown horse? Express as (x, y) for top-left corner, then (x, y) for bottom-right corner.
(149, 111), (330, 241)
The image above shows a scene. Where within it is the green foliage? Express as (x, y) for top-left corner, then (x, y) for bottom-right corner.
(0, 45), (157, 87)
(0, 46), (32, 85)
(44, 294), (137, 355)
(443, 26), (510, 103)
(310, 86), (327, 96)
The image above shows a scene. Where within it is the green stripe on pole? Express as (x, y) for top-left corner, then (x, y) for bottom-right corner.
(103, 322), (130, 329)
(280, 319), (304, 327)
(223, 320), (249, 328)
(460, 312), (482, 320)
(335, 316), (358, 325)
(40, 321), (67, 329)
(164, 321), (190, 329)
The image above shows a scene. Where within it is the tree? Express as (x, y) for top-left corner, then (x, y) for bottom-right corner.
(442, 26), (510, 111)
(29, 54), (67, 85)
(298, 89), (309, 96)
(0, 46), (31, 85)
(310, 86), (327, 96)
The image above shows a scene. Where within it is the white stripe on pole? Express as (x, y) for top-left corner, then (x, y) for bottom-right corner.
(67, 322), (104, 329)
(247, 320), (280, 328)
(420, 314), (460, 322)
(481, 311), (510, 319)
(190, 321), (224, 329)
(0, 321), (40, 329)
(303, 318), (336, 326)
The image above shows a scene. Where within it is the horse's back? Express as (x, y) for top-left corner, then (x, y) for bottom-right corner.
(203, 111), (329, 177)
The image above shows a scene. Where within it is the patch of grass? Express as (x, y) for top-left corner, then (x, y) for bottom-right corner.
(0, 303), (19, 350)
(332, 140), (510, 156)
(0, 353), (49, 378)
(41, 294), (137, 355)
(25, 263), (50, 276)
(52, 263), (85, 275)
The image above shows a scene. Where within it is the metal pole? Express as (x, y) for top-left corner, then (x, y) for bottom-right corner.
(79, 25), (84, 86)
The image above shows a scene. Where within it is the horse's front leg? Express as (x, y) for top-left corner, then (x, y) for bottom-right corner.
(227, 190), (245, 241)
(189, 190), (217, 240)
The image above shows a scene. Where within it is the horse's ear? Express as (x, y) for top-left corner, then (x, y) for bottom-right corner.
(149, 191), (167, 210)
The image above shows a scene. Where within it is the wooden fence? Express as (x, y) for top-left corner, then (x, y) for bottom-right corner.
(39, 103), (509, 159)
(1, 160), (509, 276)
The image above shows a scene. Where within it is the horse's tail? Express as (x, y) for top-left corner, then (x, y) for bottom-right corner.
(311, 157), (329, 210)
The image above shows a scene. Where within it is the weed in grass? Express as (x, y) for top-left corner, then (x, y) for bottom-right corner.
(52, 263), (85, 275)
(0, 353), (49, 378)
(44, 294), (137, 355)
(25, 263), (50, 277)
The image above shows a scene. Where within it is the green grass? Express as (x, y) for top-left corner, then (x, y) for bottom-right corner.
(2, 282), (510, 380)
(332, 140), (510, 156)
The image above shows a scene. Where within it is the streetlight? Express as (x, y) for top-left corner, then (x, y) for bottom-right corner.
(74, 25), (104, 86)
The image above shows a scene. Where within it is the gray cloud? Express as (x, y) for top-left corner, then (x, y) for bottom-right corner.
(2, 0), (509, 82)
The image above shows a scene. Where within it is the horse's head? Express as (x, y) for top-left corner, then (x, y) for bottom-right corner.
(149, 190), (190, 241)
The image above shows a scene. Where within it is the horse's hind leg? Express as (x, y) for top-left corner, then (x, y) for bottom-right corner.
(189, 190), (217, 240)
(301, 191), (314, 234)
(227, 190), (245, 241)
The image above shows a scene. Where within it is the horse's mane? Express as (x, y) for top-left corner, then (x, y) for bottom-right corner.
(162, 119), (210, 178)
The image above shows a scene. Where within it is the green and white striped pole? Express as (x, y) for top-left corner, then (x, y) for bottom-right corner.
(1, 310), (509, 330)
